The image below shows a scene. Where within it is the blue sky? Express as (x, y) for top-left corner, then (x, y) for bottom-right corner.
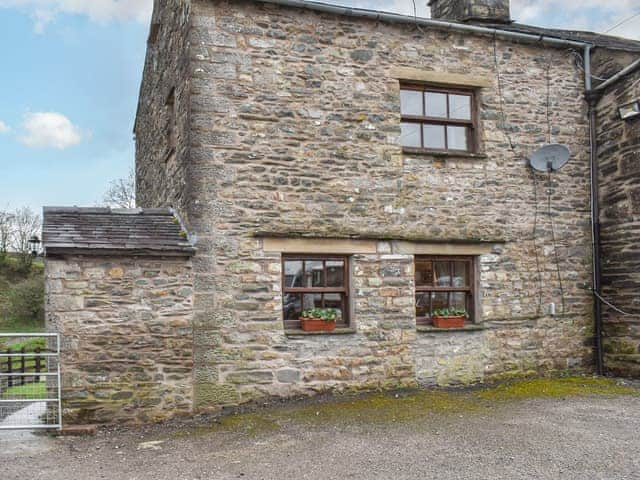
(0, 0), (638, 215)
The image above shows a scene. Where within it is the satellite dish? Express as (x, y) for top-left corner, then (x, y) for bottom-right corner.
(529, 144), (571, 172)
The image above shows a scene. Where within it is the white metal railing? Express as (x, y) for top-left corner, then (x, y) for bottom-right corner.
(0, 333), (61, 430)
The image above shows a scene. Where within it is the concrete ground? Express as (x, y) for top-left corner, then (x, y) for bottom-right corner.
(2, 379), (640, 480)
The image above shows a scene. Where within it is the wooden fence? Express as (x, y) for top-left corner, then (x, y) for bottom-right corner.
(0, 347), (45, 387)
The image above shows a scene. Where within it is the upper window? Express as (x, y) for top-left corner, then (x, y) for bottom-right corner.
(282, 255), (349, 330)
(415, 256), (475, 326)
(165, 88), (176, 158)
(399, 84), (476, 153)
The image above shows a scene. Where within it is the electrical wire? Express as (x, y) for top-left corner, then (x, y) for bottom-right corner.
(493, 35), (547, 314)
(411, 0), (425, 34)
(547, 169), (566, 315)
(568, 49), (608, 82)
(492, 34), (517, 153)
(593, 290), (639, 316)
(531, 172), (544, 315)
(545, 52), (553, 144)
(603, 11), (640, 34)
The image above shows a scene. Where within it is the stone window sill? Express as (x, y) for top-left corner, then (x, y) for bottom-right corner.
(285, 328), (357, 336)
(402, 147), (488, 160)
(416, 324), (486, 333)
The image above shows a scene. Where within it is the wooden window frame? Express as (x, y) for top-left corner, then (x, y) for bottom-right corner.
(415, 255), (475, 326)
(282, 254), (350, 330)
(400, 84), (478, 154)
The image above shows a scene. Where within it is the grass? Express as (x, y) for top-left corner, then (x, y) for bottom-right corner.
(0, 317), (45, 334)
(171, 377), (640, 439)
(1, 381), (47, 400)
(0, 335), (46, 354)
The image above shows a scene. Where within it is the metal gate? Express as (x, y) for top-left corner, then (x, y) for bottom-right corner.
(0, 333), (61, 430)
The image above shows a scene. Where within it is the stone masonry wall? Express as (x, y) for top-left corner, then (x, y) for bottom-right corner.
(45, 255), (194, 424)
(596, 68), (640, 377)
(135, 0), (192, 223)
(136, 0), (595, 410)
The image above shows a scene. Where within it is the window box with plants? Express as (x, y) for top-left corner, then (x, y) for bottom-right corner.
(432, 308), (468, 329)
(299, 308), (338, 332)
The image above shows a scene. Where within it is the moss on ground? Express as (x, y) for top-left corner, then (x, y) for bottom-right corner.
(477, 376), (638, 401)
(171, 377), (639, 439)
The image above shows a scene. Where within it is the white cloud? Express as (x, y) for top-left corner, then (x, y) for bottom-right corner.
(18, 112), (83, 149)
(0, 0), (152, 32)
(0, 121), (9, 134)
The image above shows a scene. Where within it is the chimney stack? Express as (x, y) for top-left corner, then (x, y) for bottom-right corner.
(429, 0), (511, 24)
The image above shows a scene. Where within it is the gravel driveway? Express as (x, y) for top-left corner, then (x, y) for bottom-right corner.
(3, 379), (640, 480)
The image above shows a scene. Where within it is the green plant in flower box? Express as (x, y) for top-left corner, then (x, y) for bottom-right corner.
(301, 308), (337, 323)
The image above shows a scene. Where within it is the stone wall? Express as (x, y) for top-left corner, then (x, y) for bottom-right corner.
(596, 68), (640, 377)
(135, 0), (192, 223)
(45, 255), (194, 424)
(136, 0), (595, 410)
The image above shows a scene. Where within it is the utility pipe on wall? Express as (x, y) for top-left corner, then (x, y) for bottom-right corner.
(584, 44), (604, 375)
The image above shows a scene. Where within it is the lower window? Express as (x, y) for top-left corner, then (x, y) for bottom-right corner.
(415, 256), (475, 326)
(282, 255), (350, 330)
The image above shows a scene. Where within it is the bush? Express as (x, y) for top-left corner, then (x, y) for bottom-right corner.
(2, 277), (44, 325)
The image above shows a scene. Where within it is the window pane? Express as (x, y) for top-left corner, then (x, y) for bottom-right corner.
(324, 293), (344, 322)
(400, 89), (423, 116)
(416, 292), (430, 318)
(400, 123), (421, 147)
(415, 259), (434, 287)
(432, 292), (449, 311)
(453, 261), (469, 287)
(451, 292), (467, 311)
(283, 294), (302, 320)
(304, 261), (324, 287)
(434, 262), (451, 287)
(449, 94), (471, 120)
(302, 293), (322, 311)
(423, 124), (445, 149)
(447, 126), (468, 151)
(284, 260), (303, 288)
(425, 92), (448, 118)
(326, 261), (345, 287)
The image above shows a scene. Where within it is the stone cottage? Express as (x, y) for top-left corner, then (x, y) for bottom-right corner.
(44, 0), (640, 424)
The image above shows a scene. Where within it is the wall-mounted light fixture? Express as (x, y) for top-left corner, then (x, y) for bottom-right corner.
(619, 100), (640, 121)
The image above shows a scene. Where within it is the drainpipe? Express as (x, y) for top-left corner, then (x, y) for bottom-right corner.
(584, 45), (605, 375)
(591, 57), (640, 93)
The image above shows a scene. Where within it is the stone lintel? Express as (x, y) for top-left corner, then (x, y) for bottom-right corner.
(392, 241), (498, 255)
(262, 237), (378, 254)
(262, 237), (503, 256)
(390, 67), (493, 88)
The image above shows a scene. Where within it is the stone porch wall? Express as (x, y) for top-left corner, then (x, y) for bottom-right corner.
(45, 255), (194, 424)
(596, 68), (640, 377)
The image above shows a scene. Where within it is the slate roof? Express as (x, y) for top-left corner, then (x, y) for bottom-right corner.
(43, 207), (196, 257)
